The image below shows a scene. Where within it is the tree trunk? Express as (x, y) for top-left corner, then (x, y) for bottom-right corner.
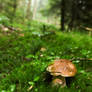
(11, 0), (17, 22)
(68, 0), (75, 30)
(0, 2), (3, 12)
(26, 0), (32, 20)
(68, 0), (78, 30)
(32, 0), (38, 20)
(60, 0), (65, 31)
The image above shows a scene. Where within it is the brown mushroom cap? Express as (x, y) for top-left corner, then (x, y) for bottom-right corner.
(40, 47), (46, 52)
(47, 59), (77, 77)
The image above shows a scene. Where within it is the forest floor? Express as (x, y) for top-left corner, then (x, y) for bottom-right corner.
(0, 21), (92, 92)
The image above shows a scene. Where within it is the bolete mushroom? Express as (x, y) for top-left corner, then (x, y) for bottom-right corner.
(47, 59), (77, 87)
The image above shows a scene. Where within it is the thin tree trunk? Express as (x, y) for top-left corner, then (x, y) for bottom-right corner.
(68, 0), (75, 30)
(68, 0), (78, 30)
(0, 2), (3, 12)
(11, 0), (17, 22)
(26, 0), (32, 20)
(60, 0), (65, 31)
(32, 0), (38, 20)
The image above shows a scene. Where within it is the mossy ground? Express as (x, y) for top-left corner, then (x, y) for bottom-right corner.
(0, 21), (92, 92)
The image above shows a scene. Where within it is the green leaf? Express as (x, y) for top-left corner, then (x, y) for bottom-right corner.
(28, 82), (34, 86)
(10, 85), (16, 92)
(25, 55), (34, 59)
(34, 76), (40, 82)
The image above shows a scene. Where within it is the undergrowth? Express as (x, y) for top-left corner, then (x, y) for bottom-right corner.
(0, 21), (92, 92)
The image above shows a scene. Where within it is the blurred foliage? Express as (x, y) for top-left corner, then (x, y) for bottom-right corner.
(41, 0), (92, 30)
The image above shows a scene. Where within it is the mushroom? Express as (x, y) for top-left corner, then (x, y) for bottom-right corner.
(47, 59), (77, 87)
(40, 47), (46, 52)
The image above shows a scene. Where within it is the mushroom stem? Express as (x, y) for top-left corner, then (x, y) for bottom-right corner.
(52, 76), (66, 88)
